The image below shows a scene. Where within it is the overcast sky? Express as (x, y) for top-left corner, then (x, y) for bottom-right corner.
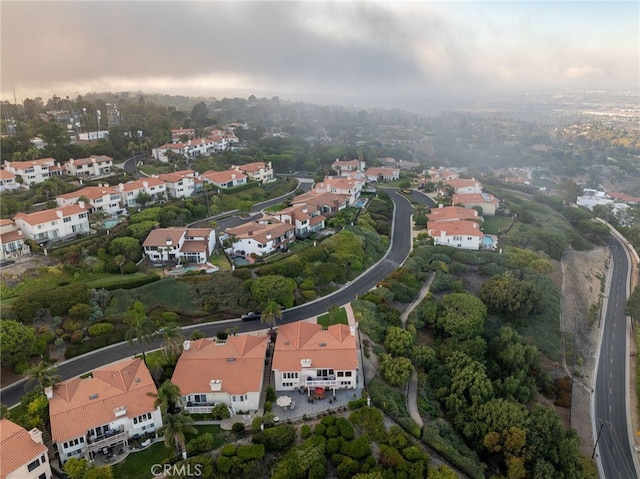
(2, 1), (638, 112)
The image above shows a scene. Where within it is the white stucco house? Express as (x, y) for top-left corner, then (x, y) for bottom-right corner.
(142, 227), (216, 264)
(13, 203), (90, 244)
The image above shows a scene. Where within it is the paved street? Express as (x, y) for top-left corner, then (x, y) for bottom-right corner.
(0, 189), (415, 408)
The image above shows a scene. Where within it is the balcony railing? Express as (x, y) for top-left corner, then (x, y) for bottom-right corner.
(86, 431), (128, 453)
(305, 378), (338, 387)
(185, 403), (216, 414)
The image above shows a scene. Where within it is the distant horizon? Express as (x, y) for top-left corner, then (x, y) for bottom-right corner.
(2, 1), (638, 116)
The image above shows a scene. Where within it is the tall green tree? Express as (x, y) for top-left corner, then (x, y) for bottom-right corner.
(24, 361), (61, 394)
(260, 300), (282, 328)
(251, 275), (297, 308)
(0, 320), (36, 369)
(125, 305), (156, 366)
(148, 380), (183, 416)
(159, 324), (184, 364)
(162, 411), (197, 459)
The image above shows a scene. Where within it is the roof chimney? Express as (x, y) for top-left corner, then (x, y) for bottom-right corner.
(78, 200), (85, 209)
(183, 340), (191, 351)
(29, 428), (44, 445)
(44, 386), (53, 400)
(56, 210), (63, 219)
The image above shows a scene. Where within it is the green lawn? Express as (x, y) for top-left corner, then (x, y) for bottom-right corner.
(317, 307), (348, 327)
(481, 216), (513, 235)
(112, 442), (173, 479)
(84, 272), (161, 290)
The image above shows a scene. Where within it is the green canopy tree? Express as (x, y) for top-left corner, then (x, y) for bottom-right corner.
(0, 320), (36, 369)
(109, 236), (142, 262)
(160, 324), (184, 364)
(379, 353), (413, 387)
(437, 292), (487, 341)
(251, 275), (297, 308)
(384, 326), (414, 358)
(163, 411), (198, 460)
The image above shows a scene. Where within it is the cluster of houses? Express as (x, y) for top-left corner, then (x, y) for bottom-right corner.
(151, 128), (240, 162)
(0, 322), (359, 473)
(420, 169), (500, 251)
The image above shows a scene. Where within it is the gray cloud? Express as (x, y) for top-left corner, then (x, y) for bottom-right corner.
(2, 1), (638, 110)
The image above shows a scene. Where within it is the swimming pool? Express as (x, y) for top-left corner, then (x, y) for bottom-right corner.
(103, 219), (122, 229)
(234, 257), (250, 266)
(355, 199), (368, 208)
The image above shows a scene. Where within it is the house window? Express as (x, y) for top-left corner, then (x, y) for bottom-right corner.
(283, 382), (293, 387)
(194, 394), (206, 403)
(344, 372), (352, 377)
(64, 217), (71, 222)
(41, 454), (46, 463)
(27, 459), (40, 472)
(38, 473), (47, 479)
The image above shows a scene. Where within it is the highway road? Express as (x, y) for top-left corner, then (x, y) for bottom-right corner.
(1, 189), (419, 408)
(593, 234), (638, 478)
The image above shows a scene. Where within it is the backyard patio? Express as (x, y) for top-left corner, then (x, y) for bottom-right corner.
(272, 386), (364, 422)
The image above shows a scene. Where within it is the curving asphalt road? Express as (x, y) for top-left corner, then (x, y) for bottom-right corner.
(593, 234), (639, 478)
(1, 189), (418, 408)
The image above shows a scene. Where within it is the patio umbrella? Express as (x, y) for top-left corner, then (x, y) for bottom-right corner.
(276, 395), (292, 408)
(315, 387), (325, 395)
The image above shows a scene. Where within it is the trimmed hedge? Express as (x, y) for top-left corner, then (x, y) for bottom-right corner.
(252, 424), (296, 452)
(236, 444), (265, 461)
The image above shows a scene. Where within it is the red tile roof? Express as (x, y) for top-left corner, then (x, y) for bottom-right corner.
(272, 323), (357, 372)
(13, 204), (88, 226)
(49, 359), (158, 443)
(172, 335), (268, 395)
(0, 419), (48, 477)
(427, 206), (481, 223)
(201, 170), (246, 184)
(427, 219), (483, 238)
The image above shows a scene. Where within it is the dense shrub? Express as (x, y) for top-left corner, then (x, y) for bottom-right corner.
(236, 444), (265, 461)
(314, 423), (326, 436)
(221, 444), (237, 456)
(325, 425), (339, 438)
(336, 417), (355, 440)
(252, 424), (296, 451)
(326, 437), (343, 455)
(340, 435), (372, 460)
(301, 290), (317, 300)
(185, 433), (214, 456)
(216, 455), (232, 473)
(211, 403), (231, 420)
(348, 398), (367, 410)
(320, 416), (337, 426)
(300, 424), (312, 439)
(87, 322), (115, 336)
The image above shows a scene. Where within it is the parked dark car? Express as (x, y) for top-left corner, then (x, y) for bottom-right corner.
(241, 311), (261, 321)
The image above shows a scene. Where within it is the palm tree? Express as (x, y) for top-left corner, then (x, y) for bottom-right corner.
(125, 316), (157, 366)
(24, 361), (61, 394)
(148, 380), (184, 416)
(160, 324), (184, 364)
(114, 254), (126, 275)
(261, 301), (282, 329)
(162, 411), (197, 460)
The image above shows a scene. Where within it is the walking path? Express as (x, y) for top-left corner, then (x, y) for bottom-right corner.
(400, 272), (435, 428)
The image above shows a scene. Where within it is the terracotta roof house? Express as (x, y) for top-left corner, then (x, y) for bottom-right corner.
(151, 143), (190, 162)
(172, 335), (269, 414)
(452, 192), (500, 216)
(445, 178), (483, 194)
(272, 323), (358, 394)
(427, 219), (484, 250)
(47, 358), (162, 465)
(314, 176), (363, 206)
(156, 170), (200, 199)
(3, 158), (65, 188)
(0, 169), (20, 192)
(171, 128), (196, 142)
(222, 217), (295, 257)
(291, 191), (349, 216)
(142, 227), (215, 264)
(200, 170), (247, 189)
(427, 205), (483, 224)
(231, 162), (274, 184)
(0, 419), (51, 479)
(272, 203), (326, 237)
(0, 218), (30, 261)
(56, 185), (123, 216)
(331, 159), (365, 175)
(64, 155), (114, 178)
(13, 203), (90, 244)
(364, 167), (400, 182)
(116, 178), (167, 207)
